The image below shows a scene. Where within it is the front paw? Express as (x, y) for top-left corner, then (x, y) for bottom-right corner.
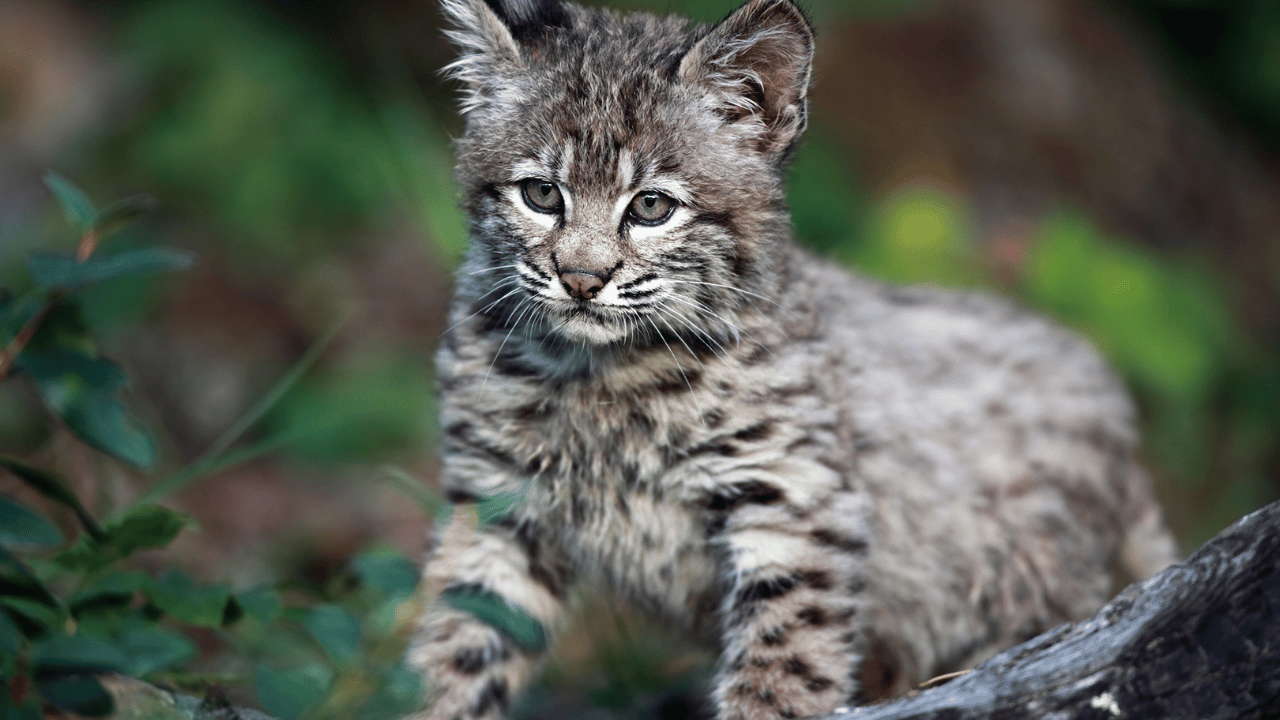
(717, 655), (844, 720)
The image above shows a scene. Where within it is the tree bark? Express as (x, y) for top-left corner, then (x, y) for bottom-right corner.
(827, 501), (1280, 720)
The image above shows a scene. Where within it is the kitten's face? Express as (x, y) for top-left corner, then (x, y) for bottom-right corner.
(445, 0), (813, 348)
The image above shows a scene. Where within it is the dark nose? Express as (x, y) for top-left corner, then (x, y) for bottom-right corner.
(560, 271), (607, 300)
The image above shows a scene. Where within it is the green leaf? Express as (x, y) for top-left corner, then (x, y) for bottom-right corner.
(302, 604), (361, 666)
(255, 663), (334, 720)
(476, 491), (523, 528)
(0, 545), (59, 606)
(0, 457), (103, 539)
(146, 570), (230, 628)
(0, 605), (21, 655)
(232, 586), (282, 625)
(442, 586), (547, 653)
(1, 597), (62, 635)
(0, 497), (63, 548)
(43, 172), (98, 231)
(352, 549), (417, 599)
(56, 505), (191, 572)
(69, 571), (148, 615)
(13, 303), (154, 468)
(32, 634), (128, 673)
(18, 348), (155, 468)
(27, 249), (195, 291)
(356, 662), (426, 720)
(114, 623), (196, 676)
(101, 506), (190, 556)
(91, 194), (157, 238)
(36, 674), (114, 717)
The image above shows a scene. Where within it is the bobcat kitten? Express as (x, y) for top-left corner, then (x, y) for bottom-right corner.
(408, 1), (1178, 718)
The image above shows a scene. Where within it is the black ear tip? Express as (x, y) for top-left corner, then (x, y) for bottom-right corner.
(482, 0), (571, 32)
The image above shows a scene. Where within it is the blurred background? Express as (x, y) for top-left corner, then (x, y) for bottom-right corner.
(1, 0), (1277, 716)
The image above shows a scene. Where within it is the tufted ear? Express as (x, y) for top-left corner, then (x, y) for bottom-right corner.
(440, 0), (570, 111)
(678, 0), (815, 157)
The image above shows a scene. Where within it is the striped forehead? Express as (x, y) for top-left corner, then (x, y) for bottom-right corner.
(514, 134), (648, 193)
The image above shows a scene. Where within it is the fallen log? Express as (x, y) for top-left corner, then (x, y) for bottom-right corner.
(829, 501), (1280, 720)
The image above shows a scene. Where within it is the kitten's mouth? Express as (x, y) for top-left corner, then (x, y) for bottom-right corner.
(541, 297), (646, 345)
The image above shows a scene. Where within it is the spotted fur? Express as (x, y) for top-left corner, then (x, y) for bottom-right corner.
(407, 1), (1179, 718)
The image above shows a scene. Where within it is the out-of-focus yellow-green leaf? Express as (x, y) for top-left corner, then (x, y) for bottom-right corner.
(845, 188), (984, 287)
(1024, 213), (1233, 405)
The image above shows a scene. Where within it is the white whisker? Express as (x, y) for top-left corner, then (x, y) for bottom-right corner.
(658, 303), (731, 361)
(483, 297), (537, 387)
(667, 279), (779, 306)
(665, 294), (744, 344)
(440, 278), (522, 337)
(465, 263), (520, 276)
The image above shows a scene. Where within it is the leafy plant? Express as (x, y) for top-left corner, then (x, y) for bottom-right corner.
(0, 176), (425, 718)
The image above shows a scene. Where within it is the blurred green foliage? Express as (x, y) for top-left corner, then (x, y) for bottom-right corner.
(0, 177), (425, 717)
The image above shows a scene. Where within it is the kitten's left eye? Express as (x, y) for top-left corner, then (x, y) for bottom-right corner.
(627, 191), (676, 226)
(521, 179), (564, 214)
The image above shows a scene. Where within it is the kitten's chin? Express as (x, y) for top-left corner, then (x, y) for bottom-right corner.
(552, 313), (631, 346)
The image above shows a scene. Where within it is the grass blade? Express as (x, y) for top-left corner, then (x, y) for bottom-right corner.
(135, 314), (348, 506)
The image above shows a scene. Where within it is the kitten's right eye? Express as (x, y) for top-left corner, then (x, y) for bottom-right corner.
(520, 179), (564, 214)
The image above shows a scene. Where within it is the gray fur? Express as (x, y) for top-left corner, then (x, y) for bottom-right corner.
(408, 1), (1178, 718)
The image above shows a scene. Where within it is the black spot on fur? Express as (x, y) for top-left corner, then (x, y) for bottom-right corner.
(726, 651), (746, 672)
(811, 528), (869, 555)
(445, 422), (519, 468)
(514, 523), (570, 599)
(446, 488), (479, 504)
(796, 605), (828, 626)
(783, 656), (811, 676)
(742, 343), (772, 366)
(797, 569), (834, 591)
(513, 400), (553, 422)
(652, 367), (702, 394)
(762, 626), (789, 646)
(806, 675), (835, 692)
(472, 677), (509, 715)
(688, 440), (739, 458)
(690, 210), (736, 234)
(702, 408), (727, 428)
(732, 420), (774, 443)
(705, 480), (785, 513)
(735, 574), (799, 609)
(628, 412), (655, 436)
(452, 647), (489, 675)
(617, 273), (658, 290)
(493, 355), (543, 378)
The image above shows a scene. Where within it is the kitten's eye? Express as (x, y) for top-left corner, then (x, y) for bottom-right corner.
(627, 191), (676, 226)
(520, 179), (564, 214)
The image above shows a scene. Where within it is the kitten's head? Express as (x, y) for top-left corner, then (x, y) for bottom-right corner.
(443, 0), (813, 347)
